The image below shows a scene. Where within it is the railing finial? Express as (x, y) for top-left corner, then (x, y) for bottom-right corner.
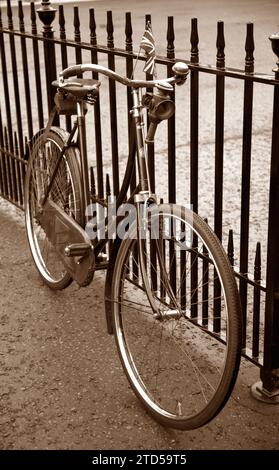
(167, 16), (175, 59)
(190, 18), (199, 64)
(37, 0), (57, 35)
(89, 8), (96, 43)
(216, 20), (225, 69)
(107, 11), (114, 47)
(30, 2), (37, 35)
(269, 32), (279, 78)
(125, 12), (132, 51)
(59, 5), (66, 39)
(245, 23), (254, 74)
(74, 6), (81, 42)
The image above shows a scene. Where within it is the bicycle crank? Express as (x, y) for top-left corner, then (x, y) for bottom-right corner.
(37, 199), (95, 286)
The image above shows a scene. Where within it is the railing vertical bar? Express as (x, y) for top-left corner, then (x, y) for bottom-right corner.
(106, 173), (113, 255)
(74, 6), (82, 69)
(145, 14), (155, 194)
(125, 12), (136, 195)
(0, 107), (5, 195)
(59, 5), (71, 132)
(0, 8), (13, 172)
(167, 16), (176, 204)
(90, 165), (96, 200)
(202, 243), (209, 326)
(19, 133), (25, 207)
(214, 20), (225, 241)
(190, 18), (199, 319)
(0, 8), (13, 198)
(202, 218), (209, 326)
(107, 11), (119, 196)
(8, 131), (17, 203)
(18, 1), (33, 140)
(180, 220), (186, 310)
(190, 239), (198, 320)
(227, 229), (235, 267)
(59, 5), (67, 67)
(252, 242), (261, 358)
(90, 9), (104, 199)
(4, 127), (11, 200)
(13, 131), (18, 203)
(89, 165), (97, 245)
(190, 17), (199, 214)
(167, 16), (176, 295)
(260, 37), (279, 392)
(6, 0), (22, 164)
(37, 1), (58, 123)
(30, 2), (44, 129)
(159, 200), (166, 300)
(14, 131), (23, 207)
(0, 114), (2, 195)
(19, 138), (28, 200)
(239, 23), (254, 349)
(213, 21), (225, 332)
(5, 1), (19, 202)
(21, 137), (28, 204)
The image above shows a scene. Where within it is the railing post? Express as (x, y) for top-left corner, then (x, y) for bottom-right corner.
(251, 32), (279, 403)
(37, 1), (57, 117)
(190, 18), (199, 215)
(239, 23), (255, 350)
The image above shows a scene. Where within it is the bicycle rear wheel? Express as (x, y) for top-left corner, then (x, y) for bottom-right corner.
(25, 127), (83, 290)
(110, 204), (242, 429)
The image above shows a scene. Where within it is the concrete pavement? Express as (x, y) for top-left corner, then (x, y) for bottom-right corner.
(0, 199), (278, 450)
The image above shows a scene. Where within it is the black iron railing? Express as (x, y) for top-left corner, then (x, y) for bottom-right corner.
(0, 0), (278, 400)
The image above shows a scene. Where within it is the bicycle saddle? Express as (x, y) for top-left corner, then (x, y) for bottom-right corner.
(52, 78), (101, 98)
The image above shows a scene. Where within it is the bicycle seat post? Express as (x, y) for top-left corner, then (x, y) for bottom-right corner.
(76, 100), (90, 213)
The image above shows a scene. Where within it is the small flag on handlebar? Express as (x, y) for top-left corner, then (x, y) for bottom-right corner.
(140, 21), (156, 76)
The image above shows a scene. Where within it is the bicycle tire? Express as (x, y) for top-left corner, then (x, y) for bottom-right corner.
(25, 126), (83, 290)
(110, 203), (242, 430)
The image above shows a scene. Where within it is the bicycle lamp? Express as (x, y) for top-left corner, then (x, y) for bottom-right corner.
(143, 84), (175, 143)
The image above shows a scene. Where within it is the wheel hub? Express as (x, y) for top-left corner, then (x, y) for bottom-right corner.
(154, 308), (182, 321)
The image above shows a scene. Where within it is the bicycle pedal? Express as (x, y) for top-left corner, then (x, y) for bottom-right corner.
(64, 243), (92, 257)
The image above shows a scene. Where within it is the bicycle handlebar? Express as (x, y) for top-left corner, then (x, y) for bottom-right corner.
(59, 62), (189, 88)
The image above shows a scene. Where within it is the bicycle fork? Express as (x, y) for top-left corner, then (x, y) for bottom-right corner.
(131, 88), (181, 319)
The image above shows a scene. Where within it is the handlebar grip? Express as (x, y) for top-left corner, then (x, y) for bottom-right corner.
(61, 64), (83, 79)
(145, 122), (158, 144)
(172, 62), (190, 85)
(172, 62), (189, 76)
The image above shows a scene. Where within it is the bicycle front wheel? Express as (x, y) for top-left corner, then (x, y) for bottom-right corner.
(25, 127), (83, 290)
(110, 204), (242, 429)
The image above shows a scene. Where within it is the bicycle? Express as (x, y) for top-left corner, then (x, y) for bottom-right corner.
(24, 59), (242, 430)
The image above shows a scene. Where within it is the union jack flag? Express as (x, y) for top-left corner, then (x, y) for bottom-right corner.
(140, 22), (156, 76)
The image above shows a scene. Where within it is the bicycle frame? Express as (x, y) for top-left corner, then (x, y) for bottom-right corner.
(41, 86), (153, 236)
